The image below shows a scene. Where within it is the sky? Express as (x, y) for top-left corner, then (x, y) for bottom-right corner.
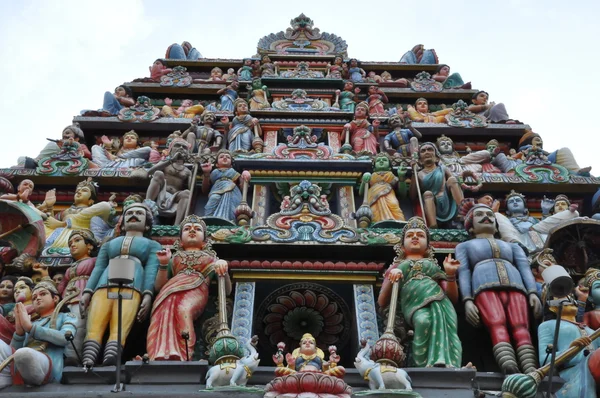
(1, 1), (599, 172)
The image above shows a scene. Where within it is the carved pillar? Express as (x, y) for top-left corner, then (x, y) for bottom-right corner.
(337, 186), (357, 228)
(231, 282), (256, 345)
(353, 284), (379, 346)
(251, 185), (269, 226)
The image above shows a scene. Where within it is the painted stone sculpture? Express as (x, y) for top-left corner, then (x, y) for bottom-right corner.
(260, 55), (277, 77)
(238, 59), (254, 81)
(326, 55), (345, 79)
(436, 135), (500, 175)
(383, 115), (422, 157)
(271, 89), (330, 111)
(217, 81), (240, 113)
(409, 142), (463, 228)
(205, 335), (260, 388)
(160, 98), (204, 119)
(149, 59), (172, 82)
(146, 138), (192, 225)
(58, 229), (97, 365)
(456, 204), (541, 374)
(335, 81), (360, 112)
(432, 64), (471, 89)
(279, 61), (324, 78)
(346, 58), (365, 82)
(407, 98), (451, 124)
(165, 41), (202, 60)
(79, 203), (161, 367)
(43, 179), (114, 256)
(202, 150), (251, 222)
(181, 111), (225, 154)
(378, 216), (462, 368)
(360, 154), (406, 223)
(537, 293), (600, 398)
(468, 91), (512, 123)
(410, 71), (443, 93)
(224, 99), (262, 152)
(265, 333), (351, 398)
(160, 66), (192, 87)
(366, 85), (389, 117)
(91, 130), (152, 169)
(0, 281), (77, 388)
(584, 268), (600, 330)
(354, 340), (414, 392)
(247, 78), (270, 110)
(147, 215), (230, 361)
(399, 44), (438, 64)
(343, 102), (380, 155)
(101, 85), (135, 116)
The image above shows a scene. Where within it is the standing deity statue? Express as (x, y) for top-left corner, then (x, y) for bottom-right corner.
(224, 99), (262, 152)
(147, 215), (231, 361)
(146, 138), (193, 225)
(343, 102), (380, 155)
(360, 154), (406, 223)
(336, 81), (360, 113)
(201, 150), (251, 222)
(247, 78), (270, 110)
(260, 55), (277, 77)
(238, 59), (254, 81)
(378, 217), (462, 367)
(79, 203), (161, 367)
(217, 81), (240, 113)
(345, 58), (365, 82)
(181, 111), (225, 154)
(382, 114), (422, 157)
(326, 55), (345, 79)
(366, 86), (388, 117)
(57, 229), (98, 366)
(456, 204), (542, 374)
(0, 281), (77, 389)
(409, 142), (463, 228)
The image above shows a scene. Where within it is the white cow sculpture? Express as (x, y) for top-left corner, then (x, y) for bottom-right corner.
(205, 335), (260, 389)
(354, 340), (412, 391)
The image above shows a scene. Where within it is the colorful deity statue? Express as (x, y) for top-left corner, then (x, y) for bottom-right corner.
(208, 67), (223, 81)
(272, 333), (345, 377)
(57, 229), (97, 365)
(100, 85), (135, 116)
(149, 59), (172, 82)
(538, 292), (600, 398)
(201, 150), (251, 222)
(146, 138), (193, 225)
(147, 215), (230, 361)
(432, 64), (471, 89)
(0, 281), (77, 389)
(222, 68), (237, 82)
(383, 114), (422, 157)
(79, 203), (161, 368)
(366, 85), (389, 117)
(335, 81), (360, 112)
(43, 179), (114, 256)
(0, 277), (15, 307)
(343, 102), (380, 155)
(360, 154), (406, 223)
(0, 276), (20, 344)
(91, 130), (153, 169)
(247, 78), (270, 110)
(378, 216), (462, 367)
(468, 90), (512, 123)
(217, 81), (240, 113)
(181, 111), (225, 154)
(409, 142), (464, 228)
(407, 98), (452, 123)
(326, 55), (345, 79)
(456, 204), (541, 374)
(399, 44), (438, 64)
(435, 135), (500, 175)
(238, 59), (254, 81)
(583, 268), (600, 330)
(345, 58), (365, 82)
(160, 98), (204, 119)
(224, 99), (262, 152)
(518, 131), (591, 176)
(260, 55), (277, 77)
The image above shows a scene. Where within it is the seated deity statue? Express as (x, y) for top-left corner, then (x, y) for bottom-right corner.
(436, 135), (501, 175)
(497, 190), (578, 254)
(222, 68), (237, 81)
(160, 98), (204, 119)
(407, 98), (451, 123)
(468, 91), (513, 123)
(432, 64), (471, 89)
(0, 282), (77, 389)
(345, 58), (365, 83)
(91, 130), (152, 169)
(100, 85), (135, 116)
(146, 138), (193, 225)
(272, 333), (345, 378)
(149, 59), (172, 82)
(360, 154), (406, 223)
(343, 102), (380, 155)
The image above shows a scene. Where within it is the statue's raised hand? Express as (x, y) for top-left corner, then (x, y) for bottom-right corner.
(200, 162), (213, 175)
(156, 247), (171, 266)
(541, 196), (555, 215)
(443, 254), (460, 276)
(465, 300), (480, 327)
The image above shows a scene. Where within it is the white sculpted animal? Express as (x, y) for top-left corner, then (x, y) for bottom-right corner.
(205, 335), (260, 389)
(354, 340), (412, 391)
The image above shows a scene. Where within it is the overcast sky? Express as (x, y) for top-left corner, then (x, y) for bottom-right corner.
(1, 1), (598, 173)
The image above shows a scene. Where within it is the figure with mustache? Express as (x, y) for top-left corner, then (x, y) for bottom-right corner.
(410, 142), (463, 228)
(378, 217), (462, 368)
(455, 204), (542, 374)
(146, 137), (193, 225)
(79, 203), (161, 368)
(181, 111), (225, 154)
(146, 215), (230, 360)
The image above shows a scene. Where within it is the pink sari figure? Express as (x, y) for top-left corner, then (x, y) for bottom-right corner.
(366, 86), (388, 117)
(147, 215), (230, 361)
(345, 102), (381, 155)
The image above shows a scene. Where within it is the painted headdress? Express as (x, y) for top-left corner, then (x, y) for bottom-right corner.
(585, 268), (600, 289)
(76, 178), (98, 201)
(32, 280), (59, 296)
